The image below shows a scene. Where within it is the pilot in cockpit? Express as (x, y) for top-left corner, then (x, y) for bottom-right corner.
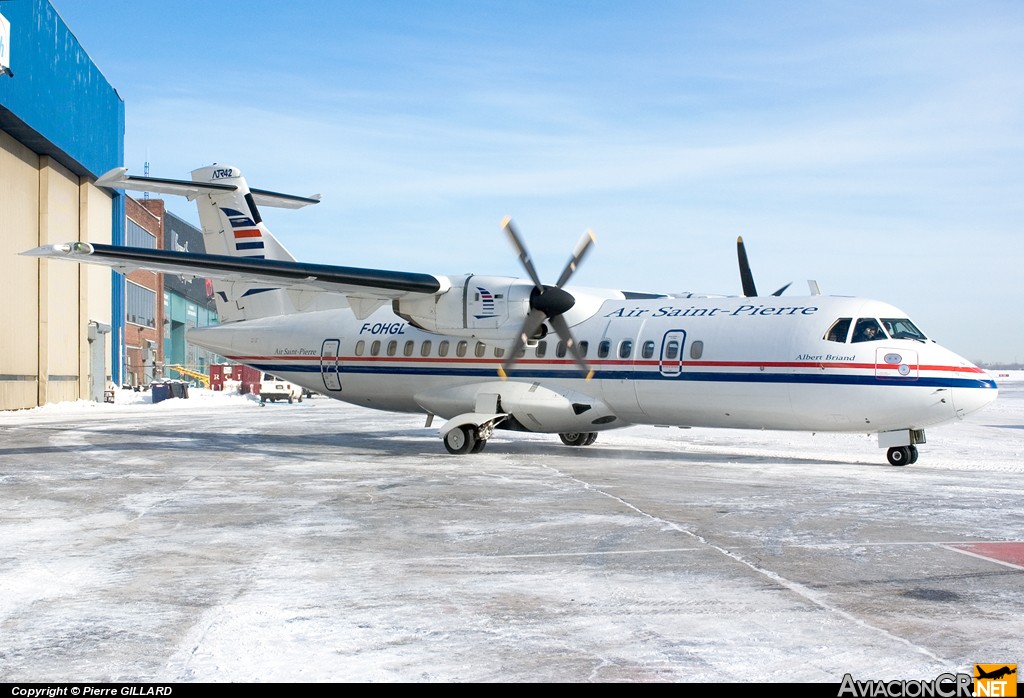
(852, 319), (884, 343)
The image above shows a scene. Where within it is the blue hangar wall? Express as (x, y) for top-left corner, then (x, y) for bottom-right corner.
(0, 0), (126, 408)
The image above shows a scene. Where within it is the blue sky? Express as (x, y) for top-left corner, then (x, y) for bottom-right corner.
(52, 1), (1024, 363)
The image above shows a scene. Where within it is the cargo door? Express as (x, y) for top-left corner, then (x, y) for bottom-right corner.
(321, 339), (342, 391)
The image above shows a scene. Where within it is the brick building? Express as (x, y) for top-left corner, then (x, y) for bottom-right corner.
(123, 196), (164, 386)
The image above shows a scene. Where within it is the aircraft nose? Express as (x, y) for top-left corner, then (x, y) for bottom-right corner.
(951, 374), (998, 419)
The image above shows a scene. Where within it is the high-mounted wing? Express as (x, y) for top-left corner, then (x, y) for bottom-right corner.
(22, 242), (449, 299)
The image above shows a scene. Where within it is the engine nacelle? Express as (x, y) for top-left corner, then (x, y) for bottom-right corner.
(393, 274), (536, 340)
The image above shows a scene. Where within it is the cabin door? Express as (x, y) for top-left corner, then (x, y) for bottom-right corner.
(659, 330), (687, 376)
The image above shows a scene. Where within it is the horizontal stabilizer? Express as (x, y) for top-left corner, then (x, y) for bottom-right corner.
(93, 168), (320, 209)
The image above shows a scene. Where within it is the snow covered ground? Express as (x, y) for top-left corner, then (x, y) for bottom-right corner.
(0, 373), (1021, 682)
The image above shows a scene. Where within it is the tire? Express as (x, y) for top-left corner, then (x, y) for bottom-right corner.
(909, 445), (919, 464)
(559, 432), (589, 446)
(583, 432), (598, 446)
(471, 438), (488, 453)
(260, 395), (266, 404)
(887, 446), (911, 466)
(444, 426), (477, 455)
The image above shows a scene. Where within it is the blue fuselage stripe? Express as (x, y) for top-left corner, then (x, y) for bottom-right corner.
(244, 363), (996, 390)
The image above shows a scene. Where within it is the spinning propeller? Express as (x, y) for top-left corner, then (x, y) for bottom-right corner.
(736, 236), (791, 297)
(499, 217), (595, 380)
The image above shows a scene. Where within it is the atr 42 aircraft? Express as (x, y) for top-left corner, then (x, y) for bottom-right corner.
(25, 165), (998, 465)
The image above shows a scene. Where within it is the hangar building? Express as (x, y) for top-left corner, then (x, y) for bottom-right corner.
(0, 0), (124, 409)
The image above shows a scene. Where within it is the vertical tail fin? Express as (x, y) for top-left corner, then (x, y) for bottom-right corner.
(96, 164), (321, 322)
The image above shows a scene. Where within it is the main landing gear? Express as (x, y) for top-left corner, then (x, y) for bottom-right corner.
(558, 432), (598, 447)
(443, 428), (600, 454)
(443, 424), (491, 454)
(886, 445), (919, 466)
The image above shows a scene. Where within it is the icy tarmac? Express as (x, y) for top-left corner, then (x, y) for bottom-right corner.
(1, 378), (1022, 682)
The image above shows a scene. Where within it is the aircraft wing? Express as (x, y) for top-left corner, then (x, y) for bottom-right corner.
(22, 242), (449, 299)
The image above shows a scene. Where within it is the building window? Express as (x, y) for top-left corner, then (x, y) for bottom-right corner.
(126, 281), (157, 328)
(127, 218), (157, 249)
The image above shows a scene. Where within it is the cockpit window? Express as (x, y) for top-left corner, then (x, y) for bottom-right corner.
(852, 318), (886, 343)
(824, 318), (852, 343)
(881, 318), (927, 341)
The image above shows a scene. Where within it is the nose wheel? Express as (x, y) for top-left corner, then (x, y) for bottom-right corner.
(886, 445), (919, 466)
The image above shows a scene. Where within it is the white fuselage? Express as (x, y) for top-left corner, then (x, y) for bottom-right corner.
(189, 294), (997, 437)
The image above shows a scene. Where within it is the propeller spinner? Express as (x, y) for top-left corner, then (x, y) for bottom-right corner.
(499, 217), (595, 380)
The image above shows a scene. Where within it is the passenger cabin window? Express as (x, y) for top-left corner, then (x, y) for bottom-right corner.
(578, 341), (589, 357)
(403, 341), (414, 357)
(881, 318), (927, 341)
(355, 340), (365, 356)
(421, 340), (432, 356)
(387, 340), (398, 356)
(598, 340), (611, 358)
(494, 347), (505, 358)
(475, 342), (486, 358)
(825, 318), (852, 343)
(664, 340), (679, 360)
(690, 340), (704, 360)
(456, 341), (468, 357)
(642, 341), (655, 359)
(555, 341), (566, 358)
(438, 340), (450, 357)
(536, 341), (547, 358)
(371, 340), (381, 356)
(619, 340), (633, 359)
(852, 318), (886, 343)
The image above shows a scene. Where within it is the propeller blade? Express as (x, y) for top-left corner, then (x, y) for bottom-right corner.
(500, 308), (547, 378)
(548, 314), (593, 379)
(771, 282), (792, 297)
(554, 228), (596, 288)
(737, 236), (758, 297)
(502, 217), (544, 290)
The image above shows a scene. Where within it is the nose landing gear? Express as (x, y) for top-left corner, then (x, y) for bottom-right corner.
(886, 445), (919, 466)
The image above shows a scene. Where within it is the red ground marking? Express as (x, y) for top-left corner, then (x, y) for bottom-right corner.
(951, 542), (1024, 567)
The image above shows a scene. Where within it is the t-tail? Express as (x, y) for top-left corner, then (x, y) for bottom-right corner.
(95, 164), (322, 322)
